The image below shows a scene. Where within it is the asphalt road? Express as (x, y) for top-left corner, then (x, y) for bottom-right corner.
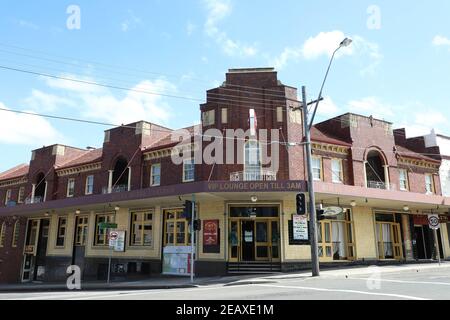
(1, 265), (450, 300)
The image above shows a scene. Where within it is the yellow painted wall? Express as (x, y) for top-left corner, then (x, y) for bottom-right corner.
(441, 223), (450, 258)
(281, 199), (311, 261)
(84, 207), (162, 259)
(197, 201), (225, 261)
(352, 207), (377, 259)
(46, 212), (75, 257)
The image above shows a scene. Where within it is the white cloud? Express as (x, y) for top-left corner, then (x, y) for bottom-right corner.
(121, 11), (142, 32)
(347, 97), (394, 120)
(272, 30), (382, 75)
(203, 0), (257, 57)
(0, 102), (63, 145)
(186, 21), (197, 36)
(23, 89), (75, 112)
(316, 96), (340, 118)
(432, 35), (450, 47)
(40, 74), (175, 126)
(16, 19), (39, 30)
(414, 111), (447, 127)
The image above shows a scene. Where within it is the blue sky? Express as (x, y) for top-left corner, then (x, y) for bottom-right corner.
(1, 0), (450, 172)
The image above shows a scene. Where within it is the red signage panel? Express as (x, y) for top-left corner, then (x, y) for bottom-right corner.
(203, 220), (219, 246)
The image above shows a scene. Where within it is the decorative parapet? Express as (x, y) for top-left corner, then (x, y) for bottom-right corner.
(56, 162), (102, 177)
(0, 176), (28, 188)
(312, 143), (349, 155)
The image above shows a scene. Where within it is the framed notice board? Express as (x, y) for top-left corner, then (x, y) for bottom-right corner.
(288, 220), (310, 245)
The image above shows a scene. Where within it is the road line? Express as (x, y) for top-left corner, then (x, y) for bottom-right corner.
(65, 285), (227, 300)
(347, 277), (450, 286)
(254, 284), (429, 300)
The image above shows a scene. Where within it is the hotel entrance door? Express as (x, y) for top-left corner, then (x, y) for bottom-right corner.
(229, 205), (280, 263)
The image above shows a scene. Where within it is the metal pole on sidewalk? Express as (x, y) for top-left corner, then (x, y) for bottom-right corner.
(433, 229), (441, 266)
(302, 86), (320, 277)
(190, 194), (195, 283)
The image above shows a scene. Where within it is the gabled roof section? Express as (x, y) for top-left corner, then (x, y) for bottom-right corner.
(0, 164), (29, 181)
(310, 126), (352, 147)
(56, 148), (103, 170)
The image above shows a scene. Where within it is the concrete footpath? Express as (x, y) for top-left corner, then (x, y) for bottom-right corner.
(1, 261), (448, 293)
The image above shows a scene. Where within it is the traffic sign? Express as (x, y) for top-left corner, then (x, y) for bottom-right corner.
(428, 214), (440, 230)
(99, 222), (118, 230)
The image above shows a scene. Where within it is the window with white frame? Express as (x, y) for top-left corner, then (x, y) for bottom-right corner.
(67, 178), (75, 197)
(399, 169), (409, 191)
(276, 107), (283, 122)
(183, 158), (195, 182)
(85, 175), (94, 195)
(221, 108), (228, 124)
(0, 222), (5, 247)
(12, 221), (19, 247)
(4, 189), (11, 205)
(425, 174), (434, 194)
(202, 109), (215, 126)
(150, 164), (161, 186)
(18, 187), (25, 203)
(56, 216), (67, 247)
(331, 159), (343, 183)
(312, 156), (322, 181)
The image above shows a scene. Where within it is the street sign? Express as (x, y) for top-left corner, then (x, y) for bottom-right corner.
(323, 206), (343, 217)
(109, 230), (125, 251)
(428, 214), (440, 230)
(99, 222), (118, 230)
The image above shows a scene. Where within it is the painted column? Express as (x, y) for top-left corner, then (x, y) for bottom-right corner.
(108, 170), (113, 194)
(383, 165), (390, 190)
(31, 183), (36, 204)
(363, 161), (368, 188)
(127, 166), (132, 191)
(43, 181), (48, 202)
(401, 214), (414, 260)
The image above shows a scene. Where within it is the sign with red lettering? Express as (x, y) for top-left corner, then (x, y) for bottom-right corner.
(203, 220), (219, 246)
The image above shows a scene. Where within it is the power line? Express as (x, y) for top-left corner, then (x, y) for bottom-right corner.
(0, 42), (292, 96)
(0, 63), (300, 113)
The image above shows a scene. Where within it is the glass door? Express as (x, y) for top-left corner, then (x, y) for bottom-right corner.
(255, 221), (269, 261)
(229, 220), (240, 262)
(318, 221), (333, 261)
(270, 220), (280, 262)
(376, 222), (403, 260)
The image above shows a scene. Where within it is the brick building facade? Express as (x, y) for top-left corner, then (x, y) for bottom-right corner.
(0, 68), (449, 283)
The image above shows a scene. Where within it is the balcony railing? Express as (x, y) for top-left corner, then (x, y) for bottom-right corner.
(24, 196), (44, 205)
(230, 170), (277, 182)
(102, 185), (129, 194)
(367, 181), (396, 191)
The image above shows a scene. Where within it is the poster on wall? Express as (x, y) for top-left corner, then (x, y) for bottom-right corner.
(203, 220), (219, 245)
(162, 246), (194, 276)
(293, 215), (308, 241)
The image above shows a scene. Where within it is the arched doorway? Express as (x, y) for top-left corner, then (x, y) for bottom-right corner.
(365, 150), (387, 189)
(111, 157), (129, 192)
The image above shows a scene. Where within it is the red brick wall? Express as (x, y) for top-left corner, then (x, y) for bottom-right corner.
(0, 216), (27, 283)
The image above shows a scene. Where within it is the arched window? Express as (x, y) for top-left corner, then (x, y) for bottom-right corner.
(366, 150), (386, 189)
(0, 222), (5, 247)
(244, 140), (261, 180)
(12, 221), (20, 247)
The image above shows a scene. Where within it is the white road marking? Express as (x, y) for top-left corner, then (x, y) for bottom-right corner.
(348, 277), (450, 286)
(254, 284), (429, 300)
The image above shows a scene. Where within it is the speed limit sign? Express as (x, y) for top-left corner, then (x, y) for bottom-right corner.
(428, 214), (440, 230)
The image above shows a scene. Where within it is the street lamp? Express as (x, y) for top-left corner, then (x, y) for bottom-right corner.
(302, 38), (352, 277)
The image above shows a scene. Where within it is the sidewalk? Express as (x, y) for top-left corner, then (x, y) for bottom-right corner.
(1, 261), (448, 292)
(0, 274), (259, 293)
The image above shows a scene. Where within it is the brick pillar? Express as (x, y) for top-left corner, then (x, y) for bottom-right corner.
(402, 214), (414, 260)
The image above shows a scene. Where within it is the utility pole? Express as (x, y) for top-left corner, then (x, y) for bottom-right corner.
(190, 194), (195, 283)
(302, 86), (320, 277)
(300, 38), (353, 277)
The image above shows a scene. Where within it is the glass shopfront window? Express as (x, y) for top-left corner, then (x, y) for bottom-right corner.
(317, 208), (355, 261)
